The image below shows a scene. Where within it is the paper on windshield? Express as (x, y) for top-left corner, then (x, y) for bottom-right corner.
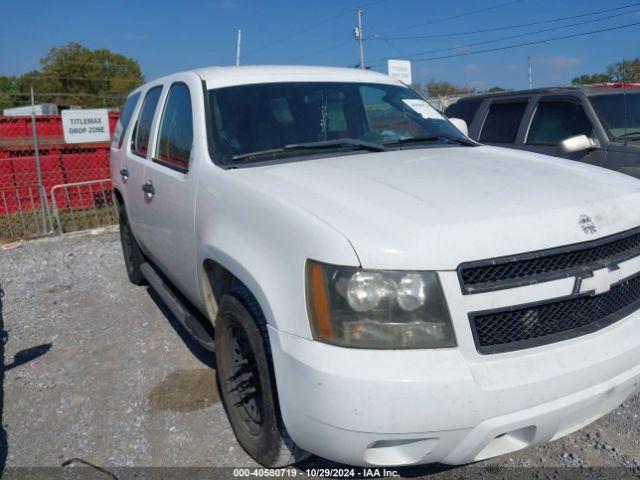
(402, 99), (441, 120)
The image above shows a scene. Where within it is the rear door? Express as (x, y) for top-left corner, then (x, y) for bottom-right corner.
(138, 80), (200, 303)
(110, 90), (140, 210)
(123, 85), (163, 240)
(520, 96), (605, 168)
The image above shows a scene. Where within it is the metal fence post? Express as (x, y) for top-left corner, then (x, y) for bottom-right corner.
(30, 86), (49, 233)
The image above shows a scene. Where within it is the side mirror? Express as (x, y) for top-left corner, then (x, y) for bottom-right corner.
(557, 135), (599, 155)
(449, 118), (469, 137)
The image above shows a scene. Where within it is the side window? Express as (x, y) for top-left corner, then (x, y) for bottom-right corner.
(527, 101), (593, 145)
(132, 86), (163, 158)
(113, 92), (140, 149)
(479, 101), (528, 143)
(155, 83), (193, 172)
(444, 98), (483, 126)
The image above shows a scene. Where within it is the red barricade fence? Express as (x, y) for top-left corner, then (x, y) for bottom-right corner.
(0, 113), (120, 242)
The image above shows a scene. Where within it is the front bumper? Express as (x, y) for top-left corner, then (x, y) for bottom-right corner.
(267, 308), (640, 466)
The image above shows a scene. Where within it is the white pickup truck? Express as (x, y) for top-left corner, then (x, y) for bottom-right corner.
(110, 66), (640, 468)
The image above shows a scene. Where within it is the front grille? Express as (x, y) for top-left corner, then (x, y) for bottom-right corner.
(459, 226), (640, 294)
(470, 271), (640, 354)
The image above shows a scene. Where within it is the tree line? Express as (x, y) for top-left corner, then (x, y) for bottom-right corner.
(571, 58), (640, 85)
(417, 58), (640, 97)
(417, 82), (506, 97)
(1, 43), (637, 111)
(0, 42), (145, 110)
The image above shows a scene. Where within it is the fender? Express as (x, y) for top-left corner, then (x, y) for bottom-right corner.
(194, 171), (360, 339)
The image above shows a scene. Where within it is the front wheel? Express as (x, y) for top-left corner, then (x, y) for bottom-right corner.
(215, 287), (308, 467)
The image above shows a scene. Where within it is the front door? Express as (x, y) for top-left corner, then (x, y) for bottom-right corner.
(139, 81), (200, 305)
(519, 97), (606, 168)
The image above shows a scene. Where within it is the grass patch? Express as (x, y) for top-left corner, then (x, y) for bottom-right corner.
(1, 204), (117, 243)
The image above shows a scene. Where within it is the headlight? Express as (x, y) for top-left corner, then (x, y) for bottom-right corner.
(306, 261), (456, 349)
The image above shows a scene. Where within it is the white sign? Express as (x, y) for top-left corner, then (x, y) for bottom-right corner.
(61, 109), (110, 144)
(402, 99), (441, 120)
(388, 59), (412, 85)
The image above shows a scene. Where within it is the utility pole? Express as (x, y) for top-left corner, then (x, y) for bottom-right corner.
(236, 29), (242, 66)
(528, 56), (533, 89)
(30, 85), (48, 233)
(354, 9), (365, 69)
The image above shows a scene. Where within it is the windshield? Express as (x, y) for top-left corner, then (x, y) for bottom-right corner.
(590, 92), (640, 141)
(207, 82), (469, 164)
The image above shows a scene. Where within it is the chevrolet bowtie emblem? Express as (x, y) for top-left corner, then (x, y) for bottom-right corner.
(576, 265), (621, 296)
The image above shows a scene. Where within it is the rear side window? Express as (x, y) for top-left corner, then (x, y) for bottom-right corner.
(445, 98), (483, 126)
(527, 101), (593, 145)
(155, 83), (193, 172)
(113, 92), (140, 149)
(480, 102), (528, 143)
(132, 86), (163, 158)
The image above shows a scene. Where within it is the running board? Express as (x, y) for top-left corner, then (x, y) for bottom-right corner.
(140, 262), (215, 351)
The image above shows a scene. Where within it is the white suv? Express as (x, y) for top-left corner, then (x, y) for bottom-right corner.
(110, 66), (640, 468)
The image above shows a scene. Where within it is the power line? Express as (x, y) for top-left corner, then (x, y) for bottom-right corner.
(369, 21), (640, 66)
(247, 0), (390, 55)
(43, 61), (139, 67)
(1, 92), (128, 97)
(368, 8), (640, 63)
(293, 0), (528, 62)
(379, 0), (527, 34)
(290, 39), (353, 62)
(21, 75), (142, 82)
(371, 1), (640, 40)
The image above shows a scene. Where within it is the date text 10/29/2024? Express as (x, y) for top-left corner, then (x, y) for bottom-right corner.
(233, 468), (400, 477)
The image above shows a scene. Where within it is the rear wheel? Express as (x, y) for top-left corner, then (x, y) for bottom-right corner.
(215, 287), (308, 467)
(118, 205), (146, 285)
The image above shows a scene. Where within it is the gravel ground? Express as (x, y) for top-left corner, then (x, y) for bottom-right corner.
(1, 231), (640, 479)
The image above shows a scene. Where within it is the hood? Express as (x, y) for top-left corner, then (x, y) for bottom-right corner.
(233, 146), (640, 270)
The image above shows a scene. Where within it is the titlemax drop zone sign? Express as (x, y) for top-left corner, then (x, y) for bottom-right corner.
(61, 109), (110, 144)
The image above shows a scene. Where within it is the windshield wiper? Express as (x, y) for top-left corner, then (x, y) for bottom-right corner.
(614, 130), (640, 140)
(231, 147), (287, 161)
(383, 134), (475, 147)
(231, 138), (387, 162)
(284, 138), (388, 152)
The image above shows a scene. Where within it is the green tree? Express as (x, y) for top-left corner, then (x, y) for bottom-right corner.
(607, 58), (640, 83)
(0, 76), (23, 110)
(424, 81), (476, 97)
(571, 73), (611, 85)
(571, 58), (640, 85)
(0, 42), (144, 110)
(37, 42), (144, 107)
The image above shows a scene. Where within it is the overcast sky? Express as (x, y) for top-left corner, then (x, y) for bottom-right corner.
(1, 0), (639, 90)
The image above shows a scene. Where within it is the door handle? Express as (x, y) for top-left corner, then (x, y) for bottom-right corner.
(142, 181), (155, 198)
(119, 168), (129, 180)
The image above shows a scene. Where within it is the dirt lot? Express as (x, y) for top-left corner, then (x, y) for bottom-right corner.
(2, 231), (640, 479)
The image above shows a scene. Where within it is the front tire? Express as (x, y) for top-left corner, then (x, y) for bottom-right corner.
(215, 287), (308, 467)
(118, 204), (146, 286)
